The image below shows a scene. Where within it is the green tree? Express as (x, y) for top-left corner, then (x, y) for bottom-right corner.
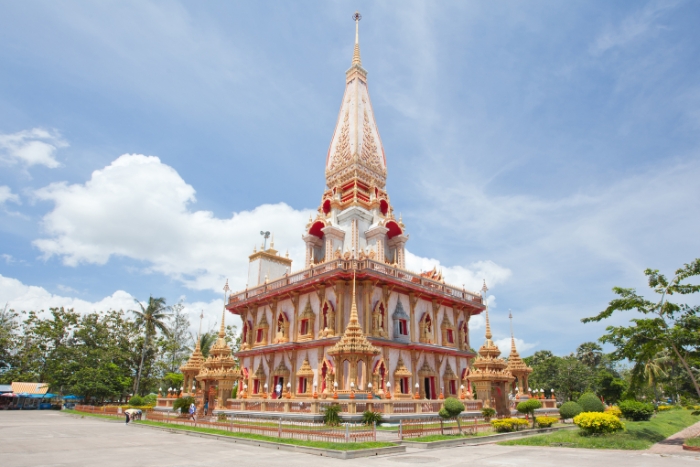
(131, 296), (170, 395)
(516, 399), (542, 428)
(582, 259), (700, 398)
(438, 397), (465, 433)
(554, 355), (593, 401)
(576, 342), (603, 368)
(197, 332), (217, 358)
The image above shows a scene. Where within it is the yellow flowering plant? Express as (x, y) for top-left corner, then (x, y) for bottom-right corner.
(605, 406), (622, 417)
(535, 416), (558, 428)
(573, 412), (624, 435)
(491, 418), (529, 433)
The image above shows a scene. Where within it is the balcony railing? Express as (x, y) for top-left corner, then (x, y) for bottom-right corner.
(228, 259), (483, 307)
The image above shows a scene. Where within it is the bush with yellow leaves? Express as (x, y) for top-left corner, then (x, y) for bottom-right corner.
(573, 412), (624, 435)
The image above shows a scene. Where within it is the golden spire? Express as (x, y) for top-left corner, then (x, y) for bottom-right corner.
(482, 280), (491, 340)
(509, 310), (517, 354)
(220, 279), (229, 338)
(328, 272), (379, 357)
(352, 11), (362, 67)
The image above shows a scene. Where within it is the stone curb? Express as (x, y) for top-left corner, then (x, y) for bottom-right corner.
(60, 413), (405, 460)
(128, 423), (405, 459)
(683, 444), (700, 452)
(401, 425), (577, 449)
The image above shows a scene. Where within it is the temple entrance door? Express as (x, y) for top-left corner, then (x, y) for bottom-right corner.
(321, 363), (328, 393)
(424, 377), (432, 399)
(273, 376), (284, 399)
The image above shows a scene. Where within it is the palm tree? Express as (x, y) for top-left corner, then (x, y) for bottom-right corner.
(198, 332), (217, 358)
(576, 342), (603, 368)
(642, 350), (671, 403)
(131, 296), (170, 394)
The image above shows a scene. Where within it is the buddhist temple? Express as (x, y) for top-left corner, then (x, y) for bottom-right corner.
(163, 12), (554, 418)
(224, 14), (484, 405)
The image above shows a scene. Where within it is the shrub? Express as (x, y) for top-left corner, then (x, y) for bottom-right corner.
(491, 418), (529, 433)
(517, 399), (543, 428)
(143, 394), (157, 406)
(559, 401), (583, 420)
(536, 416), (558, 428)
(439, 397), (466, 433)
(573, 412), (624, 435)
(619, 400), (654, 421)
(323, 403), (342, 426)
(657, 405), (673, 411)
(361, 410), (383, 426)
(605, 406), (622, 417)
(578, 393), (605, 413)
(481, 407), (496, 420)
(128, 395), (144, 406)
(173, 396), (195, 414)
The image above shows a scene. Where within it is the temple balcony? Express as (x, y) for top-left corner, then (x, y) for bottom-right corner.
(227, 258), (484, 313)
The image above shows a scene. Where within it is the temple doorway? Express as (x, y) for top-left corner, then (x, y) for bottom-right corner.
(424, 377), (436, 399)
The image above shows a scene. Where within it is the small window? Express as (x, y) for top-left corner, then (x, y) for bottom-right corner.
(300, 319), (309, 335)
(253, 380), (260, 394)
(447, 329), (454, 344)
(399, 319), (408, 335)
(256, 329), (263, 343)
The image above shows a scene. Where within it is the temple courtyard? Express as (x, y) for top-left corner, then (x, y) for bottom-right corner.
(1, 411), (696, 466)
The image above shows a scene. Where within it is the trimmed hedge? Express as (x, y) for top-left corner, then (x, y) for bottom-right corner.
(491, 418), (529, 433)
(573, 412), (624, 435)
(578, 393), (605, 413)
(559, 401), (583, 419)
(536, 416), (558, 428)
(619, 400), (654, 421)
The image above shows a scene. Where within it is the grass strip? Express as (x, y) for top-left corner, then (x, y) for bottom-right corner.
(686, 437), (700, 447)
(134, 420), (396, 451)
(63, 409), (122, 421)
(408, 431), (495, 442)
(497, 410), (700, 450)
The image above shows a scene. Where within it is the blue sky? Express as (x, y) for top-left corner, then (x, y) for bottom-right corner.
(1, 1), (699, 356)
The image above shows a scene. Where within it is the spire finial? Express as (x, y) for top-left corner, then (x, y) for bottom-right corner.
(196, 309), (204, 350)
(485, 304), (492, 340)
(350, 271), (358, 321)
(352, 11), (362, 66)
(509, 310), (517, 353)
(220, 279), (230, 337)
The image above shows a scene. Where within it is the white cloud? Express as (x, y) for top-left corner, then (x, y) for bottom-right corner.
(494, 337), (537, 358)
(590, 1), (679, 55)
(405, 251), (511, 293)
(0, 128), (67, 168)
(33, 154), (512, 297)
(0, 273), (236, 338)
(0, 186), (20, 205)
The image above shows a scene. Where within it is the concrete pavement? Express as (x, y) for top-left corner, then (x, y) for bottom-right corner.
(1, 411), (698, 466)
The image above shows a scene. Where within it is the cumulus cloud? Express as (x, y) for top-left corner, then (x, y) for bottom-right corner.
(0, 186), (20, 205)
(0, 273), (235, 337)
(405, 251), (511, 293)
(33, 154), (512, 296)
(0, 128), (67, 168)
(494, 337), (537, 358)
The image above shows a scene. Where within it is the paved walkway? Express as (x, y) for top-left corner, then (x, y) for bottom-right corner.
(2, 411), (699, 466)
(648, 419), (700, 456)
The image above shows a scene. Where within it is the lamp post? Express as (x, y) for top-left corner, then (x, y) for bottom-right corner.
(242, 384), (248, 399)
(333, 381), (338, 399)
(367, 382), (373, 399)
(286, 382), (291, 399)
(350, 381), (355, 399)
(386, 382), (392, 399)
(263, 383), (268, 399)
(460, 384), (465, 400)
(414, 382), (420, 400)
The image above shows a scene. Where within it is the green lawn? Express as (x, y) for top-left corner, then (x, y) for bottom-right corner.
(498, 410), (700, 450)
(134, 420), (396, 451)
(686, 437), (700, 447)
(409, 431), (495, 442)
(63, 409), (122, 421)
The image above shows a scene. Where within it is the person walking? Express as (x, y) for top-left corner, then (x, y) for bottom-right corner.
(188, 402), (196, 422)
(125, 412), (130, 425)
(204, 400), (209, 415)
(275, 382), (282, 399)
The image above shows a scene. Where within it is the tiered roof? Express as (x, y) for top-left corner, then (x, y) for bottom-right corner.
(328, 277), (380, 357)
